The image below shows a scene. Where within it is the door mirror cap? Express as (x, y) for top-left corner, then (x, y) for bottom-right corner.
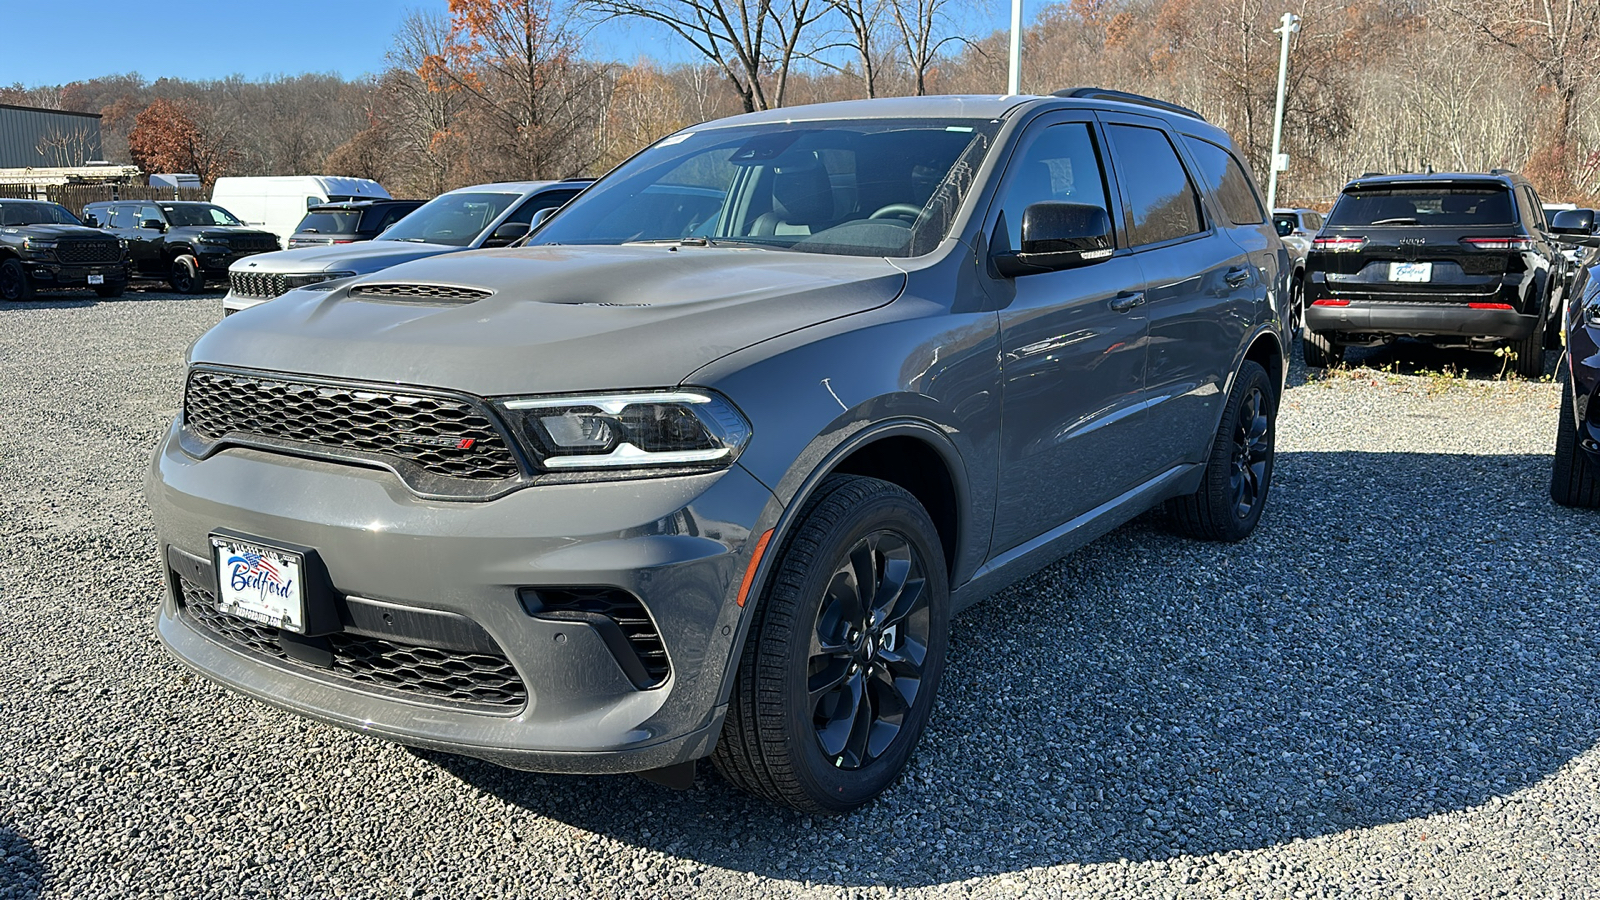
(528, 207), (556, 230)
(141, 219), (166, 232)
(994, 202), (1114, 277)
(483, 222), (531, 247)
(1550, 208), (1596, 236)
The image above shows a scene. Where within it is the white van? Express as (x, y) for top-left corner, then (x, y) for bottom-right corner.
(210, 176), (389, 248)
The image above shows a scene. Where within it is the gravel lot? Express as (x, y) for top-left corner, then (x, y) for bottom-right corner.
(2, 290), (1597, 899)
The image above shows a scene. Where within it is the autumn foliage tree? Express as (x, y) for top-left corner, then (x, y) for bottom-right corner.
(125, 98), (240, 188)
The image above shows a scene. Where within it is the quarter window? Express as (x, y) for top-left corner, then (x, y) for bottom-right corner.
(993, 122), (1113, 253)
(1107, 124), (1205, 246)
(1182, 136), (1265, 226)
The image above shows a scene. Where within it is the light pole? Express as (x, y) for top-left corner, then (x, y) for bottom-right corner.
(1008, 0), (1023, 95)
(1267, 11), (1300, 211)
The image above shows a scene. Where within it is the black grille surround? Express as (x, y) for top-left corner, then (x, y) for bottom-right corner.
(226, 235), (281, 253)
(229, 271), (290, 299)
(181, 367), (528, 499)
(56, 238), (122, 265)
(176, 574), (528, 712)
(352, 283), (494, 302)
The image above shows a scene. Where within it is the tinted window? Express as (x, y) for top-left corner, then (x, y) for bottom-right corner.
(377, 192), (521, 246)
(993, 121), (1112, 252)
(1107, 124), (1204, 245)
(161, 204), (242, 227)
(108, 205), (136, 228)
(296, 211), (361, 234)
(1327, 186), (1513, 227)
(362, 205), (415, 233)
(1183, 137), (1264, 225)
(0, 202), (81, 226)
(138, 206), (163, 227)
(505, 191), (579, 225)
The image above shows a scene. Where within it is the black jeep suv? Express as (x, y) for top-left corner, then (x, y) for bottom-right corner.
(1302, 171), (1564, 377)
(83, 200), (280, 294)
(0, 199), (128, 300)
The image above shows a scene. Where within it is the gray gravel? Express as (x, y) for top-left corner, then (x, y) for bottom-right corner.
(2, 291), (1598, 899)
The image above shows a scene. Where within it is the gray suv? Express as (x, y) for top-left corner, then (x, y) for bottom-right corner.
(147, 90), (1289, 813)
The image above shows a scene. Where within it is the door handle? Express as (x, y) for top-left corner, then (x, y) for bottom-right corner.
(1225, 266), (1251, 287)
(1108, 291), (1145, 312)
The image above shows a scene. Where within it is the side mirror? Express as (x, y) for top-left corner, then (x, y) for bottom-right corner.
(994, 202), (1114, 277)
(528, 207), (556, 230)
(82, 214), (99, 227)
(141, 219), (166, 232)
(482, 222), (530, 248)
(1550, 208), (1596, 236)
(1274, 220), (1294, 237)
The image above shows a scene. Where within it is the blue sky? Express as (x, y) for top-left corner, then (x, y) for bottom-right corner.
(1, 0), (1013, 87)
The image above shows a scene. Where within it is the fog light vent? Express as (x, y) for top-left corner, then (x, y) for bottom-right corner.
(520, 587), (669, 689)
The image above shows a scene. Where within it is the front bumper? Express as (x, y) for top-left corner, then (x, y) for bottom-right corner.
(220, 290), (268, 314)
(147, 422), (779, 773)
(25, 260), (128, 288)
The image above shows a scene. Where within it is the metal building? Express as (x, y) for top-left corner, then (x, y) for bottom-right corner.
(0, 104), (104, 168)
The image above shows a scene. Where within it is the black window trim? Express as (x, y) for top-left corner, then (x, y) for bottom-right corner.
(1096, 111), (1214, 254)
(978, 109), (1132, 259)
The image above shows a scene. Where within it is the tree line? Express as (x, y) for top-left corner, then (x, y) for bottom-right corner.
(3, 0), (1597, 208)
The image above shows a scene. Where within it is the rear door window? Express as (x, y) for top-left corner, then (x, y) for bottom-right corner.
(1327, 187), (1513, 227)
(1106, 124), (1205, 246)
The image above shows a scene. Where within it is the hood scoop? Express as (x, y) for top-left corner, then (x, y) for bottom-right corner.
(351, 283), (493, 303)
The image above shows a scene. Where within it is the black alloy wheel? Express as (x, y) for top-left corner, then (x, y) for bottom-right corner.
(1551, 376), (1600, 508)
(1166, 359), (1277, 542)
(170, 255), (203, 294)
(0, 258), (33, 301)
(713, 475), (949, 814)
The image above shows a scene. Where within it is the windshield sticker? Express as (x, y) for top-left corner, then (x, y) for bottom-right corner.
(657, 132), (694, 146)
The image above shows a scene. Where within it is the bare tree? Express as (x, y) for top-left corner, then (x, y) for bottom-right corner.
(888, 0), (971, 95)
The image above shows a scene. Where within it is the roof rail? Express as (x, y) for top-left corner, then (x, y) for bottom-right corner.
(560, 176), (593, 183)
(1051, 87), (1206, 122)
(1359, 171), (1385, 177)
(1488, 168), (1514, 176)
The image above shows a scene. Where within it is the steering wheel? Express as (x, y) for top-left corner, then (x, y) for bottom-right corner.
(868, 203), (923, 224)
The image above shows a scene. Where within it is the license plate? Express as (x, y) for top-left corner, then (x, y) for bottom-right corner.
(87, 274), (104, 285)
(211, 535), (307, 632)
(1389, 262), (1432, 283)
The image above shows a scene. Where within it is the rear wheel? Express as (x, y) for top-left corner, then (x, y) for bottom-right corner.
(0, 258), (33, 301)
(1166, 360), (1276, 542)
(1551, 377), (1600, 508)
(169, 255), (204, 294)
(1301, 329), (1341, 368)
(712, 475), (949, 814)
(1512, 327), (1545, 379)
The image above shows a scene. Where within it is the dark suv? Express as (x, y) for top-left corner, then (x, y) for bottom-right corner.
(147, 90), (1289, 813)
(287, 200), (425, 248)
(1549, 208), (1600, 507)
(1302, 171), (1564, 377)
(0, 199), (128, 300)
(84, 200), (280, 294)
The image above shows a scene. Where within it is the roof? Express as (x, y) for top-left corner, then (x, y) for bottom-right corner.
(0, 103), (100, 119)
(445, 180), (589, 193)
(1345, 172), (1521, 189)
(306, 199), (425, 210)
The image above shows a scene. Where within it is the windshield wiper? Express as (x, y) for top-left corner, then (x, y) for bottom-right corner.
(1370, 217), (1418, 225)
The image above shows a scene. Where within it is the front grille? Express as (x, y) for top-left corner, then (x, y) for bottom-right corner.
(56, 239), (121, 265)
(227, 235), (280, 253)
(229, 271), (289, 299)
(352, 284), (493, 302)
(526, 587), (669, 688)
(184, 369), (522, 482)
(177, 575), (527, 710)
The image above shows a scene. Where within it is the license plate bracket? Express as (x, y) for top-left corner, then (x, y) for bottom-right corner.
(211, 534), (308, 632)
(1388, 261), (1433, 283)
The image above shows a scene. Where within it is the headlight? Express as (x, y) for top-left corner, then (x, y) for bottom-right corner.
(21, 238), (57, 259)
(283, 271), (357, 290)
(498, 390), (751, 470)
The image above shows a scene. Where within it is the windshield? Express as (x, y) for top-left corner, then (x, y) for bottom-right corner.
(162, 204), (243, 227)
(0, 202), (82, 227)
(377, 192), (518, 246)
(296, 210), (361, 234)
(531, 118), (1001, 258)
(1328, 186), (1513, 227)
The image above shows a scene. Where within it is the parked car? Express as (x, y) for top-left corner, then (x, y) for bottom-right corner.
(0, 199), (128, 300)
(1548, 208), (1600, 507)
(286, 199), (425, 249)
(1273, 207), (1322, 328)
(83, 200), (280, 293)
(147, 90), (1289, 813)
(210, 176), (390, 249)
(1301, 170), (1565, 377)
(221, 180), (588, 314)
(1545, 202), (1592, 299)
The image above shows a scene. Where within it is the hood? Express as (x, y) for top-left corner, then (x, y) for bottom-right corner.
(228, 239), (459, 275)
(4, 224), (109, 240)
(194, 245), (906, 396)
(176, 226), (279, 242)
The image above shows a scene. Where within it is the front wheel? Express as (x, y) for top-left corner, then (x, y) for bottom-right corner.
(1165, 360), (1277, 542)
(712, 475), (949, 814)
(169, 255), (204, 294)
(0, 258), (33, 301)
(1551, 377), (1600, 508)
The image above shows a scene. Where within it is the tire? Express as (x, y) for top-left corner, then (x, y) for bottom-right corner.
(1301, 328), (1341, 368)
(169, 255), (204, 294)
(94, 281), (126, 299)
(0, 258), (33, 301)
(1165, 360), (1276, 542)
(1288, 275), (1305, 333)
(712, 475), (950, 814)
(1551, 377), (1600, 508)
(1512, 326), (1545, 379)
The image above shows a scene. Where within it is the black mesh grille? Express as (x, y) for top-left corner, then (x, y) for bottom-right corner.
(56, 239), (121, 265)
(183, 369), (522, 482)
(227, 235), (280, 253)
(352, 284), (492, 302)
(176, 574), (527, 710)
(533, 588), (669, 687)
(229, 271), (289, 298)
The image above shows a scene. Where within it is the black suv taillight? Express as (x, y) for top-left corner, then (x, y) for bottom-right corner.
(1458, 237), (1534, 251)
